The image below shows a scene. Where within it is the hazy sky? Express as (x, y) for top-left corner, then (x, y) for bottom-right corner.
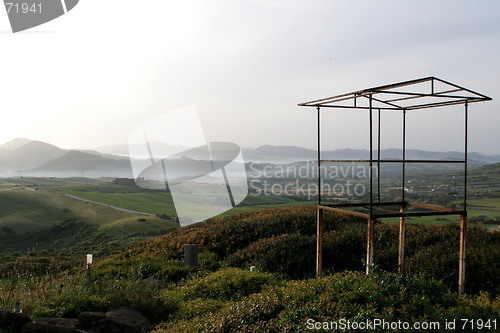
(0, 0), (499, 154)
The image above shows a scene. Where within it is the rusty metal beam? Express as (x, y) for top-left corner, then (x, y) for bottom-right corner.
(373, 210), (465, 218)
(320, 159), (465, 163)
(321, 202), (404, 208)
(434, 77), (492, 101)
(374, 90), (484, 101)
(364, 76), (435, 92)
(404, 99), (479, 111)
(407, 202), (458, 212)
(368, 206), (401, 214)
(302, 104), (401, 111)
(319, 205), (370, 219)
(383, 88), (463, 103)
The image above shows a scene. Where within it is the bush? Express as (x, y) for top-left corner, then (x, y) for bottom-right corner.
(94, 256), (189, 283)
(225, 234), (316, 279)
(153, 272), (500, 333)
(198, 251), (221, 271)
(169, 298), (225, 321)
(31, 293), (109, 318)
(135, 206), (360, 260)
(177, 268), (280, 301)
(104, 281), (178, 323)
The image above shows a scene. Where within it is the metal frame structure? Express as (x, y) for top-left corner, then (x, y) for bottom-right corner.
(299, 77), (491, 294)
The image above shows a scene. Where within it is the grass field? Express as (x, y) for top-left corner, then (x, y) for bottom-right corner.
(64, 190), (176, 215)
(61, 186), (500, 229)
(63, 189), (311, 217)
(0, 188), (179, 254)
(384, 207), (499, 229)
(467, 197), (500, 208)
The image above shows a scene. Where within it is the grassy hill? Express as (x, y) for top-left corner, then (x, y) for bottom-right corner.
(0, 178), (309, 257)
(0, 206), (498, 332)
(0, 187), (178, 255)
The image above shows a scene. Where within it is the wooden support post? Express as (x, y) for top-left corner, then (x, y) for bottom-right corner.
(398, 206), (406, 272)
(459, 213), (467, 294)
(366, 217), (375, 274)
(316, 207), (324, 277)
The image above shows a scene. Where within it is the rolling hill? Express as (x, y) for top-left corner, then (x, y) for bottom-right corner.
(18, 150), (133, 178)
(0, 188), (178, 254)
(0, 139), (132, 177)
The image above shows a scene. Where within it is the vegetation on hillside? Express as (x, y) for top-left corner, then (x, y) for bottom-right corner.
(1, 206), (498, 332)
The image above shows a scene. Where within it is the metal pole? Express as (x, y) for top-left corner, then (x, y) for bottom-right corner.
(316, 208), (324, 277)
(402, 110), (406, 203)
(317, 106), (321, 206)
(366, 95), (374, 274)
(459, 102), (468, 294)
(398, 205), (406, 271)
(366, 217), (375, 274)
(459, 213), (467, 294)
(316, 105), (323, 277)
(399, 109), (407, 272)
(464, 102), (468, 211)
(369, 95), (373, 214)
(377, 109), (381, 203)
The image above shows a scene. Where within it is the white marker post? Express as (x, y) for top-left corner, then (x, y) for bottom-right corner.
(86, 254), (93, 285)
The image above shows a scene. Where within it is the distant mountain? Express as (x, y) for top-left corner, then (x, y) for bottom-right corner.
(6, 140), (65, 170)
(0, 139), (66, 173)
(92, 142), (193, 157)
(242, 145), (316, 162)
(1, 138), (500, 178)
(469, 161), (500, 175)
(77, 149), (130, 161)
(17, 150), (133, 178)
(0, 138), (32, 151)
(243, 145), (500, 164)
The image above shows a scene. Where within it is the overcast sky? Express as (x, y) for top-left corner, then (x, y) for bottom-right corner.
(0, 0), (499, 154)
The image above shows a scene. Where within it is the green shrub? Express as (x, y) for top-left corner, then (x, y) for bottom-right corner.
(104, 281), (178, 323)
(153, 272), (500, 333)
(29, 278), (179, 323)
(94, 256), (189, 283)
(198, 251), (221, 271)
(31, 293), (109, 318)
(178, 268), (280, 301)
(225, 234), (316, 279)
(135, 206), (359, 260)
(170, 298), (226, 321)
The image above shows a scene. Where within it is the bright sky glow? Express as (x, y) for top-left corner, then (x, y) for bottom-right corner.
(0, 0), (499, 153)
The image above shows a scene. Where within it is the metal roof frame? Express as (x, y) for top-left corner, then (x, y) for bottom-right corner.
(299, 76), (491, 110)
